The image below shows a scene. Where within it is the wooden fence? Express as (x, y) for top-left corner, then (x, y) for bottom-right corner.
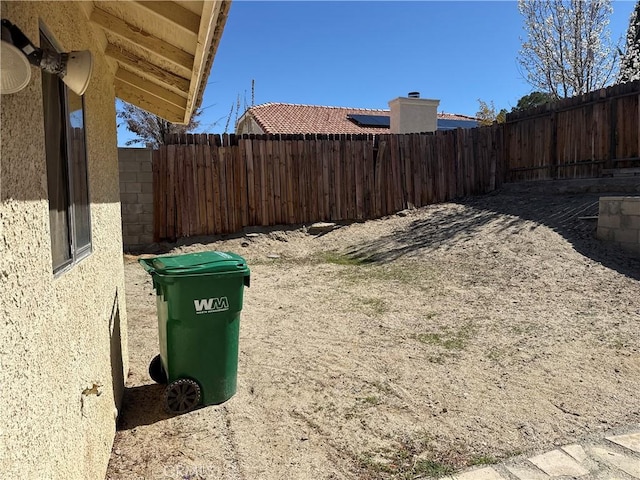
(505, 81), (639, 181)
(153, 127), (503, 240)
(153, 81), (638, 241)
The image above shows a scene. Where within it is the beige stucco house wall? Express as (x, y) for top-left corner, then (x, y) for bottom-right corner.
(236, 115), (265, 135)
(1, 1), (230, 478)
(0, 2), (128, 478)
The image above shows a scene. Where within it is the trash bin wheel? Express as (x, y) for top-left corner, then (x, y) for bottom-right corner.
(149, 355), (168, 384)
(164, 379), (201, 414)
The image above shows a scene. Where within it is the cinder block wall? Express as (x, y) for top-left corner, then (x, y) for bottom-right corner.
(597, 197), (640, 257)
(118, 148), (153, 248)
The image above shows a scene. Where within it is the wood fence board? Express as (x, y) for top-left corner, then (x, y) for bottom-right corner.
(203, 146), (215, 235)
(410, 134), (420, 207)
(254, 140), (263, 226)
(210, 146), (222, 233)
(388, 135), (399, 211)
(331, 140), (341, 221)
(278, 140), (288, 224)
(165, 145), (174, 239)
(233, 141), (243, 231)
(307, 140), (318, 222)
(373, 141), (382, 217)
(265, 140), (275, 226)
(362, 138), (373, 218)
(191, 145), (200, 234)
(187, 145), (196, 236)
(285, 140), (295, 224)
(218, 147), (229, 233)
(348, 138), (356, 219)
(380, 137), (393, 215)
(195, 145), (206, 234)
(245, 140), (256, 225)
(290, 140), (299, 223)
(175, 145), (185, 236)
(399, 135), (411, 208)
(353, 139), (362, 219)
(297, 139), (307, 222)
(271, 140), (283, 224)
(237, 140), (248, 227)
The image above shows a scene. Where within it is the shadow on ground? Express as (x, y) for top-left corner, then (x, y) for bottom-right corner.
(117, 383), (172, 430)
(345, 187), (640, 281)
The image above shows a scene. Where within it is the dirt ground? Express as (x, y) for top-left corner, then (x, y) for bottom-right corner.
(106, 185), (640, 480)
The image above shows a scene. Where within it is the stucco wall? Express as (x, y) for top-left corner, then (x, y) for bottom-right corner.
(119, 148), (154, 248)
(236, 116), (265, 135)
(388, 97), (440, 134)
(0, 2), (128, 479)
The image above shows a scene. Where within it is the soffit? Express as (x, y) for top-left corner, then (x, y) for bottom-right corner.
(87, 1), (230, 124)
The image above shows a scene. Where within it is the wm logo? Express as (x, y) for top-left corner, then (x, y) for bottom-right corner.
(194, 296), (229, 314)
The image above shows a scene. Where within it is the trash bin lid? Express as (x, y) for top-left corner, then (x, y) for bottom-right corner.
(139, 251), (249, 276)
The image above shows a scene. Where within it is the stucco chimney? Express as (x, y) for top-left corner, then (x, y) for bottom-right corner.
(388, 94), (440, 133)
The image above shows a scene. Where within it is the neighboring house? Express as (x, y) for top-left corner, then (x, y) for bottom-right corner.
(236, 99), (478, 136)
(0, 1), (229, 478)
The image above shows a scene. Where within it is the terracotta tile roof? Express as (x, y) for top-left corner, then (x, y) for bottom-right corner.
(240, 103), (477, 134)
(243, 103), (390, 134)
(437, 112), (478, 121)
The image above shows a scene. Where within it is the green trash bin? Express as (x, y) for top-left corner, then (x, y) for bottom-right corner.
(139, 251), (250, 414)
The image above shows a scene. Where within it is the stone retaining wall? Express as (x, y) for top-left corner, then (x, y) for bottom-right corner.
(597, 197), (640, 257)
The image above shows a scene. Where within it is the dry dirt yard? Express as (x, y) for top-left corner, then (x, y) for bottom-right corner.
(106, 186), (640, 480)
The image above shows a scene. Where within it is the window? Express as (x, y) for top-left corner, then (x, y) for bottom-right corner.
(40, 29), (91, 273)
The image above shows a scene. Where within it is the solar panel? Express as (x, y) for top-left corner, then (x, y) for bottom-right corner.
(437, 119), (478, 131)
(347, 114), (391, 128)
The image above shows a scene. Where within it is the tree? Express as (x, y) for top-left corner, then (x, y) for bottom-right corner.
(618, 1), (640, 83)
(518, 0), (618, 99)
(512, 91), (556, 112)
(117, 101), (202, 149)
(476, 99), (507, 126)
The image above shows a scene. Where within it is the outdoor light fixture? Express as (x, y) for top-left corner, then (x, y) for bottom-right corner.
(1, 19), (93, 95)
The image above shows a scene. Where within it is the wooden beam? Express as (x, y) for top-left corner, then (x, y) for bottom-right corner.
(184, 0), (223, 120)
(135, 1), (201, 35)
(105, 44), (190, 92)
(115, 79), (185, 123)
(116, 68), (187, 109)
(90, 7), (194, 73)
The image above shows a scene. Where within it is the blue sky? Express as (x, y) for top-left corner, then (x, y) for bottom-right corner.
(117, 0), (636, 144)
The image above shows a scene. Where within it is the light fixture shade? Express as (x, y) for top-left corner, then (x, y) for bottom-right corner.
(1, 39), (31, 94)
(61, 50), (93, 96)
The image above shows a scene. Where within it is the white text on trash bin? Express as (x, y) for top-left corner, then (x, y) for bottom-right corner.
(194, 296), (229, 314)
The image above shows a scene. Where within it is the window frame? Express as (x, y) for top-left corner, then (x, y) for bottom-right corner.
(40, 24), (92, 275)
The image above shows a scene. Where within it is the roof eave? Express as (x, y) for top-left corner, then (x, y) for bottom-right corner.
(90, 1), (231, 125)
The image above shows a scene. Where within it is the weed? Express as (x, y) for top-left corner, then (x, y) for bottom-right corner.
(469, 455), (497, 466)
(413, 323), (474, 351)
(361, 297), (389, 317)
(360, 395), (380, 406)
(359, 454), (393, 475)
(359, 440), (457, 479)
(486, 347), (502, 362)
(413, 459), (456, 477)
